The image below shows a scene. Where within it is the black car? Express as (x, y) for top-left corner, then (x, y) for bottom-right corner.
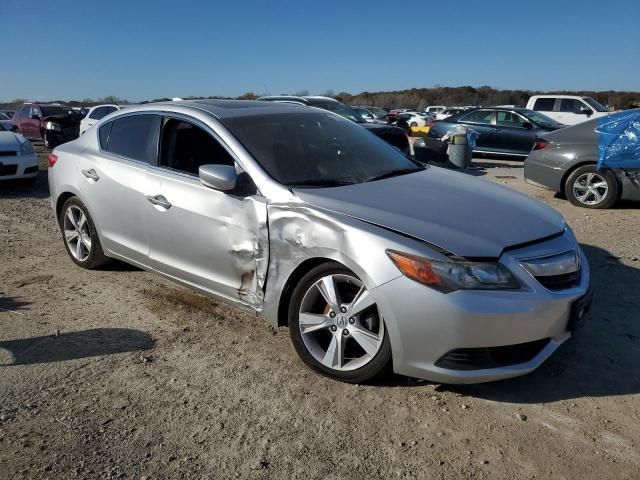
(417, 107), (566, 160)
(257, 96), (409, 155)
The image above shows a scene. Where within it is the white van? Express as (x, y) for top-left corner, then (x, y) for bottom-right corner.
(526, 95), (610, 125)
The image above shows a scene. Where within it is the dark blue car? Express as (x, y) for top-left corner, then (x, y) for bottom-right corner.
(418, 107), (566, 160)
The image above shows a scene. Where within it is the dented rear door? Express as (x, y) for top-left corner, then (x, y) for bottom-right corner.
(143, 167), (268, 310)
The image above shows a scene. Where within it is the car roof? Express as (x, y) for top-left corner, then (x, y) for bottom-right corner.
(148, 98), (309, 119)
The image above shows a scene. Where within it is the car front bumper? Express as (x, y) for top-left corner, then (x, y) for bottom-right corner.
(0, 152), (39, 180)
(371, 233), (590, 384)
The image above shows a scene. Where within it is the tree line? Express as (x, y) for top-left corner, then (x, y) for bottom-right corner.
(2, 86), (638, 110)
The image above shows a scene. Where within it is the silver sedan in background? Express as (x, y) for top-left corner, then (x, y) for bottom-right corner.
(47, 100), (591, 384)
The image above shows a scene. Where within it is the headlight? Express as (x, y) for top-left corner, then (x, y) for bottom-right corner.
(44, 121), (62, 132)
(20, 141), (35, 155)
(387, 250), (520, 293)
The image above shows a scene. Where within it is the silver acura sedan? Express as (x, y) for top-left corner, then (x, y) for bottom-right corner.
(48, 100), (592, 384)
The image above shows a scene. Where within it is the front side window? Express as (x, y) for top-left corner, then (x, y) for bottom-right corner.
(222, 112), (423, 187)
(495, 111), (528, 128)
(159, 119), (235, 176)
(103, 114), (161, 164)
(560, 99), (587, 114)
(533, 98), (556, 111)
(460, 110), (494, 125)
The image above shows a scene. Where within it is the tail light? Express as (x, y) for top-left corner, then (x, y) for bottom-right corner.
(533, 139), (549, 150)
(48, 153), (58, 167)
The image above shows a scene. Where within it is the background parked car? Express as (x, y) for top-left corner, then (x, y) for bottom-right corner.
(352, 106), (388, 123)
(526, 95), (610, 125)
(0, 122), (38, 183)
(435, 107), (466, 120)
(12, 103), (82, 148)
(0, 112), (18, 132)
(0, 109), (15, 119)
(258, 96), (409, 154)
(417, 107), (566, 161)
(80, 104), (122, 134)
(525, 109), (640, 209)
(425, 106), (446, 114)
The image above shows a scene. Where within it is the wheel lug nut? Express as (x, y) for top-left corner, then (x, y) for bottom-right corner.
(340, 306), (347, 313)
(329, 311), (336, 318)
(330, 325), (337, 332)
(342, 329), (349, 336)
(349, 317), (355, 324)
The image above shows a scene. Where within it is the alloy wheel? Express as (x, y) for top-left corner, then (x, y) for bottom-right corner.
(298, 274), (384, 371)
(572, 172), (609, 206)
(63, 205), (92, 262)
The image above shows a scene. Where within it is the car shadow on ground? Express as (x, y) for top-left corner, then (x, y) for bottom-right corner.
(0, 328), (155, 367)
(379, 244), (640, 401)
(0, 170), (50, 200)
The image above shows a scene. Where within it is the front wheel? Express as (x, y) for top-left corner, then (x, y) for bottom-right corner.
(43, 131), (58, 149)
(288, 263), (391, 383)
(565, 165), (619, 209)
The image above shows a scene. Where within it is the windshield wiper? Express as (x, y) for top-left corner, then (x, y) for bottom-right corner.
(286, 179), (354, 188)
(367, 167), (423, 183)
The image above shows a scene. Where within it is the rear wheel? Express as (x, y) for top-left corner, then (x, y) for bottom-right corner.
(565, 165), (618, 209)
(59, 197), (109, 269)
(288, 263), (391, 383)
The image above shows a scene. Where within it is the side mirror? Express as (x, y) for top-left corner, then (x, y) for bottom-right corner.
(199, 164), (237, 191)
(522, 122), (534, 130)
(580, 106), (592, 116)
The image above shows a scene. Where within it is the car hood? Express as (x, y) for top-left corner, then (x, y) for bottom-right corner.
(0, 131), (23, 151)
(293, 167), (565, 258)
(43, 113), (82, 126)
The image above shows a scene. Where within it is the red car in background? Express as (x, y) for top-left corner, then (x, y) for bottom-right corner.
(12, 103), (82, 148)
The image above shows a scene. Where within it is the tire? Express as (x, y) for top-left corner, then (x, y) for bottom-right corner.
(410, 122), (418, 128)
(288, 262), (392, 383)
(43, 131), (57, 149)
(59, 197), (109, 269)
(565, 165), (619, 209)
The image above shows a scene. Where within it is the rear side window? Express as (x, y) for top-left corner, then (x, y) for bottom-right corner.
(533, 98), (555, 111)
(460, 110), (494, 124)
(103, 114), (161, 164)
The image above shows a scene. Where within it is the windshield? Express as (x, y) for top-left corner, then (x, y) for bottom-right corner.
(312, 102), (365, 123)
(522, 110), (562, 127)
(0, 113), (9, 120)
(368, 107), (387, 118)
(40, 106), (73, 117)
(583, 97), (608, 112)
(222, 112), (423, 188)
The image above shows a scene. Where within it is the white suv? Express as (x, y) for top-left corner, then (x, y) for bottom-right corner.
(526, 95), (610, 125)
(79, 104), (121, 135)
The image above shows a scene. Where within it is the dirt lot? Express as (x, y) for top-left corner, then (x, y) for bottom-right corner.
(1, 146), (639, 480)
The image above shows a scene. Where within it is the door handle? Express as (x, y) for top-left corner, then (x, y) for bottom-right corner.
(146, 194), (172, 210)
(81, 169), (99, 181)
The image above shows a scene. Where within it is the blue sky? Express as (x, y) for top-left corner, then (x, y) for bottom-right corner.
(1, 0), (639, 102)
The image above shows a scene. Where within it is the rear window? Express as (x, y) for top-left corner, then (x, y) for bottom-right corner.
(89, 106), (117, 120)
(102, 114), (161, 164)
(533, 98), (556, 112)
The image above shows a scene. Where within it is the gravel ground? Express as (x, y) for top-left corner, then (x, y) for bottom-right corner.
(1, 146), (639, 480)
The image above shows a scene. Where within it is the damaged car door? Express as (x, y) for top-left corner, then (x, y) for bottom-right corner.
(144, 116), (268, 308)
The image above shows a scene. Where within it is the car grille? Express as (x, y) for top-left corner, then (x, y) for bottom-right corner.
(435, 339), (550, 371)
(536, 271), (581, 290)
(0, 164), (18, 176)
(0, 151), (18, 157)
(520, 250), (581, 291)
